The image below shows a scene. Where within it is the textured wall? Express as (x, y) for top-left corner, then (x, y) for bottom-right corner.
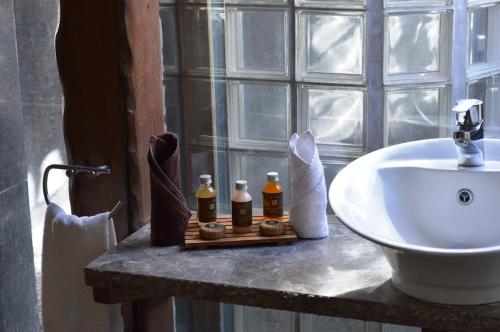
(13, 0), (68, 319)
(0, 0), (39, 330)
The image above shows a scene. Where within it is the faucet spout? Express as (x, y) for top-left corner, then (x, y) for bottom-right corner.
(452, 99), (484, 167)
(453, 131), (484, 167)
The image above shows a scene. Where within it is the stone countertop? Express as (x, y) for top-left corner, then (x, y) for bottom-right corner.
(85, 218), (500, 331)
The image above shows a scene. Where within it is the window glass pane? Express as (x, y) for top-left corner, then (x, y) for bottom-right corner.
(468, 74), (500, 138)
(295, 0), (365, 9)
(226, 7), (290, 79)
(297, 10), (365, 84)
(180, 6), (225, 75)
(323, 162), (348, 214)
(229, 81), (290, 150)
(184, 147), (216, 208)
(163, 77), (181, 137)
(183, 78), (227, 145)
(385, 86), (449, 146)
(226, 0), (287, 4)
(160, 6), (178, 73)
(384, 0), (451, 8)
(469, 6), (489, 65)
(301, 314), (367, 331)
(234, 306), (295, 332)
(299, 84), (364, 156)
(387, 13), (440, 75)
(229, 152), (290, 209)
(180, 0), (225, 3)
(469, 4), (500, 67)
(383, 324), (421, 332)
(385, 10), (453, 86)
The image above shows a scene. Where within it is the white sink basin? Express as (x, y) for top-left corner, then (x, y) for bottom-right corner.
(329, 138), (500, 305)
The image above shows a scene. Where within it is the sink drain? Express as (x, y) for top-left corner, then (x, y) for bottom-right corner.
(457, 189), (473, 205)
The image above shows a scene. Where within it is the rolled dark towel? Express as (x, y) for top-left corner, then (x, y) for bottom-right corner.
(148, 132), (191, 246)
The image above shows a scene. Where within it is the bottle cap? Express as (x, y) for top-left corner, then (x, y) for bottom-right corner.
(200, 174), (212, 184)
(235, 180), (248, 190)
(267, 172), (279, 182)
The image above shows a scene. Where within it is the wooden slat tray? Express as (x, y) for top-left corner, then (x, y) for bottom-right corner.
(184, 214), (297, 249)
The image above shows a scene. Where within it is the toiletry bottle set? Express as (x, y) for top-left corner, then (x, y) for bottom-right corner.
(196, 172), (286, 239)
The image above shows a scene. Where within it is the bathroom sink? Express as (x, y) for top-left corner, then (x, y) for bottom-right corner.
(329, 138), (500, 305)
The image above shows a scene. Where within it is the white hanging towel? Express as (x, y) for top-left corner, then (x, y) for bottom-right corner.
(42, 203), (123, 332)
(289, 131), (329, 239)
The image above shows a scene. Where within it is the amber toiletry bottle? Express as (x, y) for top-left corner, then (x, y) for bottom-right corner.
(196, 174), (217, 223)
(231, 180), (253, 233)
(262, 172), (283, 220)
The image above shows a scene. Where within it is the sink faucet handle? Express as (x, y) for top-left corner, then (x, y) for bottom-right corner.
(452, 99), (484, 131)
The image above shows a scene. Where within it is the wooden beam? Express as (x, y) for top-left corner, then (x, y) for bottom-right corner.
(123, 0), (165, 230)
(93, 287), (163, 305)
(56, 0), (130, 240)
(56, 0), (168, 331)
(133, 296), (175, 332)
(56, 0), (164, 238)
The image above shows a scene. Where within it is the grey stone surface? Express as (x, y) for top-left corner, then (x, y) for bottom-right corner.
(14, 0), (67, 328)
(0, 0), (27, 191)
(0, 98), (27, 189)
(0, 182), (39, 332)
(13, 0), (62, 105)
(22, 103), (65, 195)
(0, 0), (40, 330)
(86, 217), (500, 331)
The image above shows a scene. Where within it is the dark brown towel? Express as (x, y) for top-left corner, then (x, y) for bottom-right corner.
(148, 132), (191, 246)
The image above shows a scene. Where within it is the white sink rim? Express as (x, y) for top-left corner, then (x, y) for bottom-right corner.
(329, 138), (500, 257)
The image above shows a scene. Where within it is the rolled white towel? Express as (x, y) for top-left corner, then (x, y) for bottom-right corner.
(289, 131), (329, 239)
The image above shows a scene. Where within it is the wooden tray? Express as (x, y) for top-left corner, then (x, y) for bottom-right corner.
(184, 214), (297, 249)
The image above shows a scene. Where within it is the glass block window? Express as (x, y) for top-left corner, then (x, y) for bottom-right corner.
(160, 0), (498, 211)
(466, 1), (500, 140)
(382, 2), (455, 146)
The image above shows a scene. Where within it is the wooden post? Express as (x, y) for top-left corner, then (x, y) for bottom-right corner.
(56, 0), (131, 240)
(123, 0), (165, 230)
(56, 0), (169, 330)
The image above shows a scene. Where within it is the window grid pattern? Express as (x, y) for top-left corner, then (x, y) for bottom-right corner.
(160, 0), (499, 210)
(383, 1), (453, 146)
(160, 0), (371, 212)
(467, 1), (500, 137)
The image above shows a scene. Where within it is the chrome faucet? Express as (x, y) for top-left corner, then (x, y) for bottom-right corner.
(452, 99), (484, 167)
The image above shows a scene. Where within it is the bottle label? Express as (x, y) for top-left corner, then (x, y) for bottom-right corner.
(263, 192), (283, 218)
(231, 200), (252, 227)
(198, 197), (217, 222)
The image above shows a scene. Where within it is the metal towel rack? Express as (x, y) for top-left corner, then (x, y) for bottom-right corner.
(42, 164), (122, 219)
